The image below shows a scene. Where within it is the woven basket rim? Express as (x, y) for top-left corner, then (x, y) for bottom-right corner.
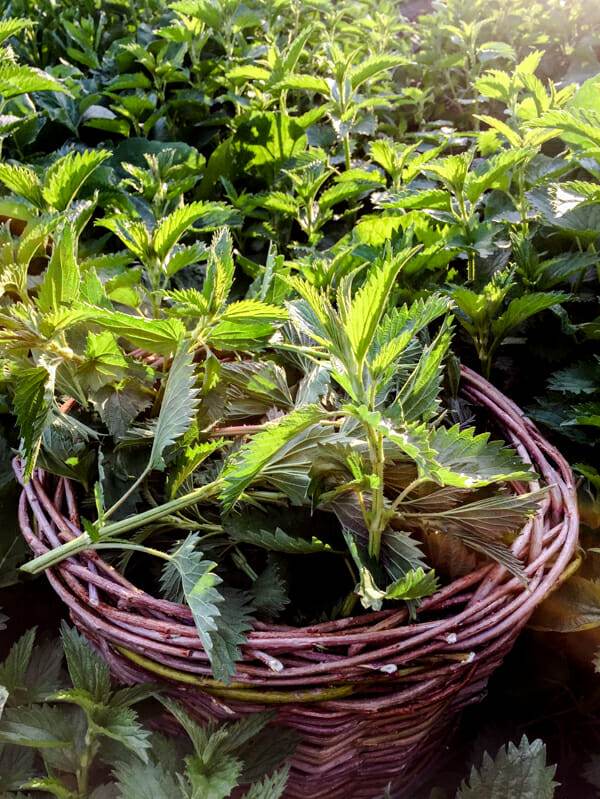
(15, 365), (579, 695)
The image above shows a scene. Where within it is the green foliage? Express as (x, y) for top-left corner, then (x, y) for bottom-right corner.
(160, 534), (254, 683)
(220, 406), (325, 510)
(12, 365), (56, 481)
(147, 345), (199, 472)
(113, 700), (291, 799)
(457, 736), (558, 798)
(17, 237), (545, 673)
(0, 625), (292, 798)
(0, 0), (595, 700)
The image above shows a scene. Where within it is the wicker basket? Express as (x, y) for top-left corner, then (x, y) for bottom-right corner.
(16, 366), (579, 799)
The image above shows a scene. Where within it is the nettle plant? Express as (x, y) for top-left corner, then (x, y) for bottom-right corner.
(6, 232), (545, 681)
(0, 18), (67, 158)
(0, 625), (292, 798)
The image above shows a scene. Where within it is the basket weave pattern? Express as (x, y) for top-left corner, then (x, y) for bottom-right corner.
(16, 367), (579, 798)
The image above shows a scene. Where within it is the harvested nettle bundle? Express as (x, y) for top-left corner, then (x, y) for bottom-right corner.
(8, 226), (545, 683)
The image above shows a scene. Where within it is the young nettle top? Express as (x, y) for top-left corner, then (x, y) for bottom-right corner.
(6, 227), (545, 682)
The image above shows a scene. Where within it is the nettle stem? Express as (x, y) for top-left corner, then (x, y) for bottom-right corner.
(343, 134), (352, 170)
(77, 729), (96, 798)
(367, 426), (386, 560)
(22, 479), (224, 574)
(467, 250), (477, 283)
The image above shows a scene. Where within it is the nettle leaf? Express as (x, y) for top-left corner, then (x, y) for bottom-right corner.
(220, 406), (325, 510)
(202, 227), (235, 313)
(210, 319), (285, 351)
(392, 319), (453, 422)
(476, 114), (523, 147)
(148, 344), (199, 471)
(93, 382), (152, 439)
(37, 223), (80, 312)
(429, 425), (534, 488)
(491, 293), (570, 341)
(226, 516), (333, 554)
(405, 489), (544, 580)
(153, 201), (216, 258)
(79, 331), (129, 391)
(228, 64), (271, 82)
(0, 163), (43, 207)
(381, 528), (428, 583)
(340, 247), (417, 364)
(349, 54), (408, 91)
(529, 108), (600, 150)
(0, 62), (66, 98)
(370, 294), (452, 378)
(22, 639), (64, 704)
(97, 310), (186, 355)
(42, 150), (110, 211)
(276, 74), (330, 95)
(240, 766), (290, 799)
(465, 148), (531, 203)
(219, 299), (288, 326)
(0, 704), (73, 748)
(457, 736), (558, 799)
(286, 280), (334, 348)
(209, 299), (288, 351)
(0, 628), (62, 706)
(423, 152), (473, 192)
(60, 623), (111, 705)
(96, 216), (151, 261)
(0, 740), (35, 791)
(424, 529), (479, 579)
(187, 744), (243, 799)
(113, 759), (181, 799)
(530, 575), (600, 633)
(167, 440), (224, 499)
(0, 18), (32, 46)
(251, 559), (289, 618)
(0, 113), (31, 140)
(386, 567), (438, 601)
(378, 419), (439, 481)
(165, 242), (208, 278)
(533, 252), (597, 289)
(13, 364), (56, 481)
(418, 490), (546, 538)
(161, 534), (251, 682)
(209, 589), (255, 685)
(239, 727), (297, 785)
(547, 360), (599, 395)
(382, 187), (450, 212)
(295, 364), (331, 407)
(439, 527), (525, 580)
(0, 628), (36, 698)
(90, 704), (150, 764)
(260, 191), (300, 216)
(222, 361), (293, 419)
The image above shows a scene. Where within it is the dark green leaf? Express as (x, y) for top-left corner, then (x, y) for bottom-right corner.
(457, 736), (557, 798)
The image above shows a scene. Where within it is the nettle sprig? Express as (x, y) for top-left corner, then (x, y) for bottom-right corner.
(275, 45), (409, 169)
(0, 222), (286, 485)
(20, 240), (545, 681)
